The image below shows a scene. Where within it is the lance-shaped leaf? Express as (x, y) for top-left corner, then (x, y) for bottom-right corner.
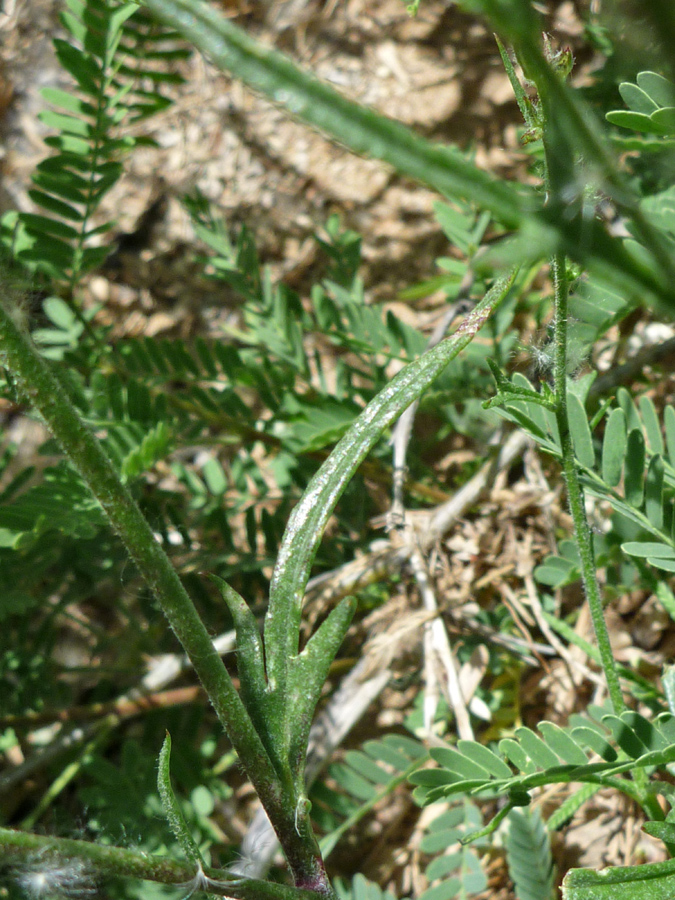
(158, 732), (205, 868)
(264, 272), (515, 701)
(286, 596), (357, 782)
(207, 575), (271, 753)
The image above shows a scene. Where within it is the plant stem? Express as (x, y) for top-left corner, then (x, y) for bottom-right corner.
(0, 297), (340, 893)
(535, 64), (625, 715)
(549, 253), (624, 714)
(0, 827), (320, 900)
(0, 300), (294, 855)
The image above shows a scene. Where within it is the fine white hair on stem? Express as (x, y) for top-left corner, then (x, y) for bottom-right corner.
(13, 854), (97, 900)
(174, 863), (245, 900)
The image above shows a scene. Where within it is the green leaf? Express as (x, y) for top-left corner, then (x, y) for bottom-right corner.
(456, 741), (512, 779)
(624, 428), (645, 507)
(651, 108), (675, 131)
(27, 190), (84, 222)
(644, 454), (665, 529)
(637, 71), (675, 107)
(430, 746), (494, 781)
(534, 555), (580, 588)
(601, 407), (627, 487)
(606, 110), (672, 135)
(642, 821), (675, 844)
(567, 392), (594, 468)
(264, 273), (514, 699)
(499, 738), (536, 775)
(157, 732), (205, 867)
(563, 856), (675, 900)
(617, 387), (641, 432)
(514, 727), (560, 769)
(647, 557), (675, 572)
(41, 87), (97, 117)
(537, 723), (588, 766)
(619, 82), (659, 114)
(506, 808), (555, 900)
(40, 109), (93, 137)
(621, 541), (675, 559)
(54, 38), (101, 92)
(207, 575), (268, 740)
(287, 596), (356, 777)
(570, 726), (617, 762)
(639, 396), (664, 454)
(19, 213), (79, 240)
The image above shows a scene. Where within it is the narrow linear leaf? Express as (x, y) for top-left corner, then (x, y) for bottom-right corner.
(28, 190), (84, 222)
(617, 387), (641, 433)
(264, 273), (514, 693)
(40, 87), (97, 117)
(287, 596), (357, 776)
(157, 732), (205, 867)
(206, 575), (268, 735)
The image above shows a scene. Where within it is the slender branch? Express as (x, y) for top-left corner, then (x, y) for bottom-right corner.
(535, 66), (625, 714)
(549, 253), (624, 714)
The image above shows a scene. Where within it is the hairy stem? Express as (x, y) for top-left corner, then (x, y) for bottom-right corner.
(0, 827), (321, 900)
(535, 76), (625, 713)
(0, 299), (297, 857)
(549, 253), (624, 714)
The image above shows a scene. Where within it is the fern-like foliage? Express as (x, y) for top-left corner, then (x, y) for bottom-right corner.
(311, 736), (490, 900)
(418, 801), (487, 900)
(490, 363), (675, 581)
(411, 707), (675, 831)
(334, 873), (397, 900)
(0, 0), (187, 287)
(505, 808), (555, 900)
(312, 734), (427, 857)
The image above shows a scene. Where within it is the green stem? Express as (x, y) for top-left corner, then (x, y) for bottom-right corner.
(0, 827), (320, 900)
(0, 300), (337, 892)
(551, 280), (624, 714)
(536, 78), (625, 714)
(547, 216), (665, 820)
(0, 301), (297, 859)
